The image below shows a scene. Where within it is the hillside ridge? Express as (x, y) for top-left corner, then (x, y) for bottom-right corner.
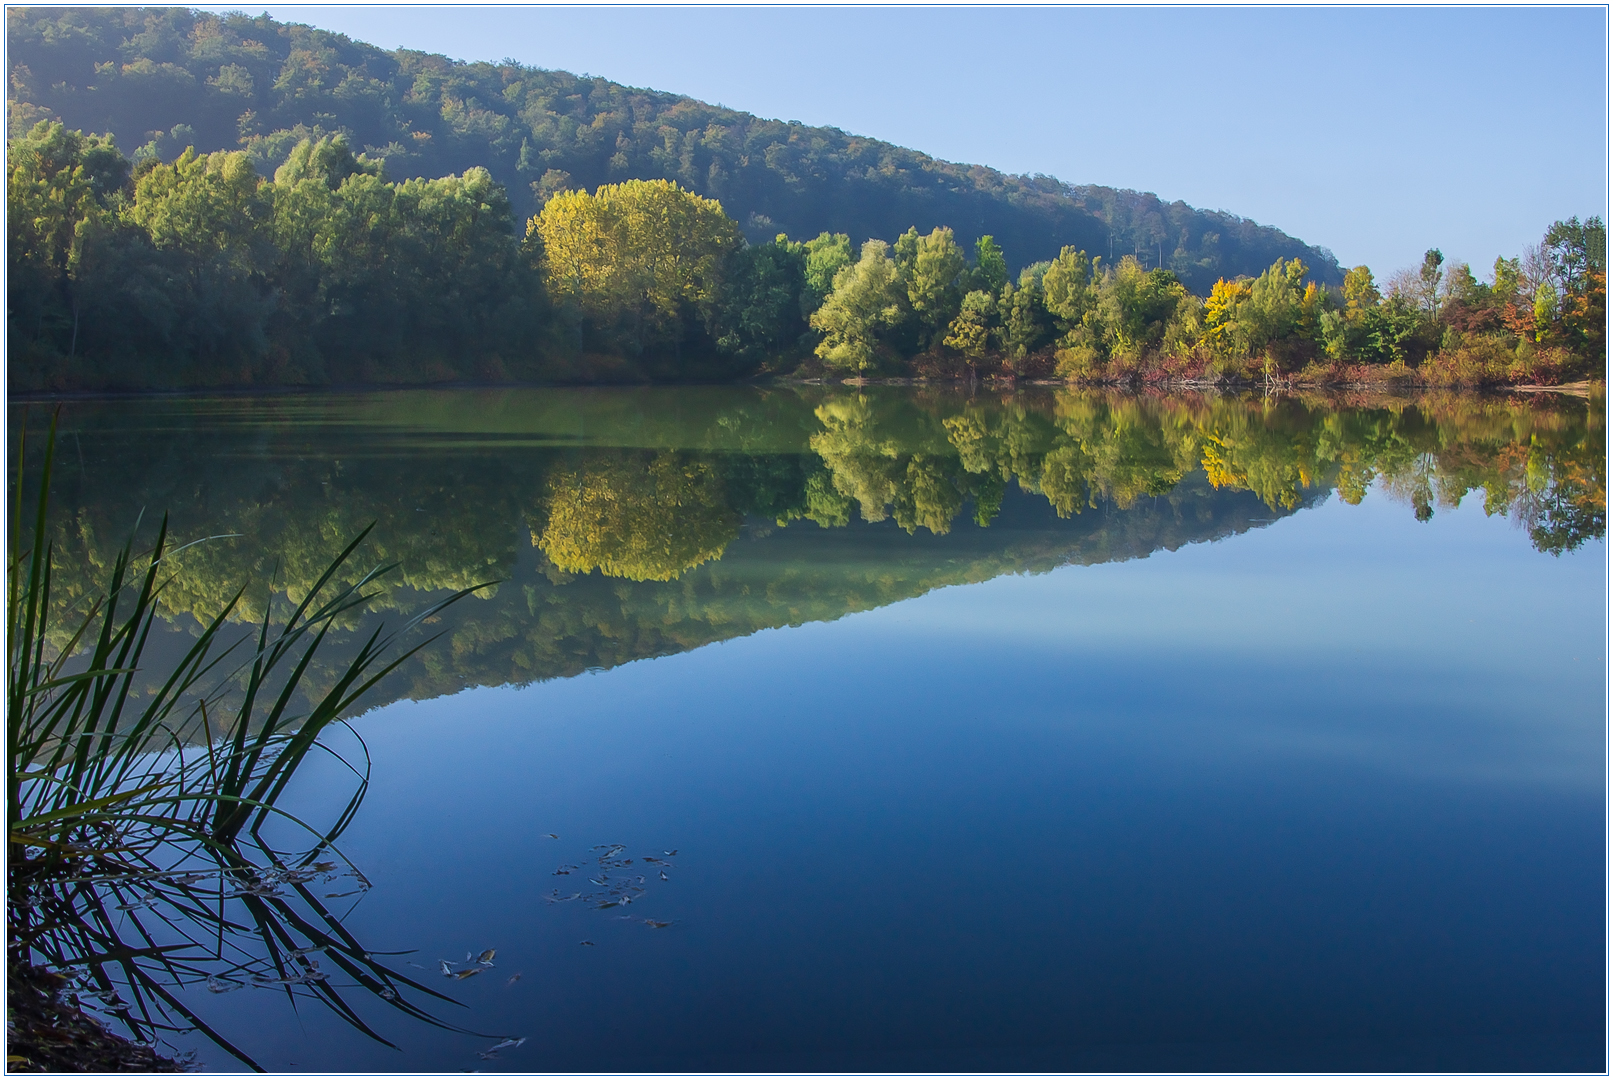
(6, 6), (1342, 291)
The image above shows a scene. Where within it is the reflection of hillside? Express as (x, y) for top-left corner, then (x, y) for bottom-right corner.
(416, 472), (1300, 704)
(11, 387), (1603, 713)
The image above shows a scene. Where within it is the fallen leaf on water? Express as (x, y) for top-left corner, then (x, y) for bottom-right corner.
(453, 967), (482, 980)
(505, 973), (522, 987)
(478, 949), (496, 965)
(579, 941), (594, 947)
(644, 920), (673, 929)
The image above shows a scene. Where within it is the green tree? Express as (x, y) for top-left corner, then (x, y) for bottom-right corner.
(1415, 248), (1445, 320)
(1096, 256), (1187, 358)
(7, 121), (131, 361)
(810, 239), (909, 374)
(1239, 257), (1310, 360)
(899, 226), (967, 351)
(943, 289), (996, 375)
(800, 231), (853, 313)
(999, 267), (1053, 372)
(126, 147), (270, 260)
(1042, 247), (1099, 341)
(1538, 217), (1607, 361)
(123, 144), (279, 372)
(715, 238), (809, 367)
(1541, 216), (1607, 292)
(972, 235), (1009, 294)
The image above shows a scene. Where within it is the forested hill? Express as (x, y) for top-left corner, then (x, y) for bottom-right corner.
(6, 6), (1340, 292)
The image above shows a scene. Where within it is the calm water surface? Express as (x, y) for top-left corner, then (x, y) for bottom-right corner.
(12, 387), (1606, 1071)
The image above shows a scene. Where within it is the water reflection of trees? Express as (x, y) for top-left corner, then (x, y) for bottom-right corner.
(16, 389), (1604, 710)
(536, 451), (740, 581)
(804, 390), (1602, 544)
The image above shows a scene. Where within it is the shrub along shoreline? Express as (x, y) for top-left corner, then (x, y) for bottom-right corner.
(10, 121), (1604, 393)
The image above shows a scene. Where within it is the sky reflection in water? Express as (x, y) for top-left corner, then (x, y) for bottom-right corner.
(17, 388), (1603, 1071)
(184, 482), (1602, 1072)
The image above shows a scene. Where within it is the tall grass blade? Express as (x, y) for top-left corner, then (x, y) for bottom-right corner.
(8, 424), (494, 1067)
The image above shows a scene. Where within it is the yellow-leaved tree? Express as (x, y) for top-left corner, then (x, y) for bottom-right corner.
(529, 179), (740, 353)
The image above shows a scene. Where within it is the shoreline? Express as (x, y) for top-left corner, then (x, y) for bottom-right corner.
(6, 957), (189, 1073)
(7, 377), (1601, 405)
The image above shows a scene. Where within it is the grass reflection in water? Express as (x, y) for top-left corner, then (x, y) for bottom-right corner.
(7, 419), (499, 1070)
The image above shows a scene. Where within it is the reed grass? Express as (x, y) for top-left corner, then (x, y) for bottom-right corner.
(8, 412), (500, 1070)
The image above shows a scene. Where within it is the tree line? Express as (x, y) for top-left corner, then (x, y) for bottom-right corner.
(7, 6), (1337, 297)
(9, 124), (540, 387)
(800, 219), (1604, 385)
(9, 120), (1604, 390)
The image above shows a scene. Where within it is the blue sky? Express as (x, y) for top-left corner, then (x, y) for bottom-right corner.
(221, 6), (1607, 278)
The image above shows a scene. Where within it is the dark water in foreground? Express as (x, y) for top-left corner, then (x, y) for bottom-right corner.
(11, 387), (1607, 1071)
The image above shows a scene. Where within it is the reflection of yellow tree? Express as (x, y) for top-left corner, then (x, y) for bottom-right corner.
(1194, 403), (1323, 511)
(1200, 430), (1313, 511)
(537, 451), (739, 581)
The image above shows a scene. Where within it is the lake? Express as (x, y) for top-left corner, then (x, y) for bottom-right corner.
(10, 385), (1606, 1072)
